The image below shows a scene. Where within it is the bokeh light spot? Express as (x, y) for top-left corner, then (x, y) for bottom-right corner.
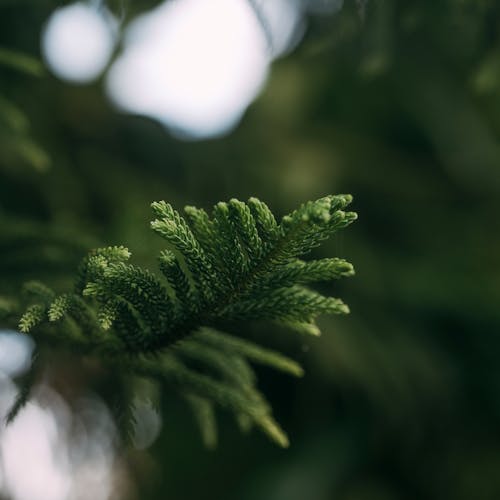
(41, 2), (116, 83)
(132, 398), (162, 450)
(106, 0), (270, 139)
(0, 330), (34, 378)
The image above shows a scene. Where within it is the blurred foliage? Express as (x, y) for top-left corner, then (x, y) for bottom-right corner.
(1, 0), (500, 499)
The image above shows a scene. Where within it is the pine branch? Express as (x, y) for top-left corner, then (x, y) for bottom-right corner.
(15, 194), (356, 447)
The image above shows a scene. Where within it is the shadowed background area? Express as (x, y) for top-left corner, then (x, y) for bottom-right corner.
(1, 0), (500, 499)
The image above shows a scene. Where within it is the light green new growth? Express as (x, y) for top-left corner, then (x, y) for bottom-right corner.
(16, 195), (356, 447)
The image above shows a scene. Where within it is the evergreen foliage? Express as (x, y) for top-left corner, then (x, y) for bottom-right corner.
(14, 194), (356, 447)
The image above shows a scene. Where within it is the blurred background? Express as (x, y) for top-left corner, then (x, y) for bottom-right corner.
(1, 0), (500, 499)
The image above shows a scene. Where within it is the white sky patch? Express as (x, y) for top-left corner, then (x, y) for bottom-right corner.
(70, 397), (117, 500)
(1, 402), (71, 500)
(41, 1), (116, 83)
(0, 381), (119, 500)
(106, 0), (270, 139)
(251, 0), (305, 57)
(0, 330), (34, 378)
